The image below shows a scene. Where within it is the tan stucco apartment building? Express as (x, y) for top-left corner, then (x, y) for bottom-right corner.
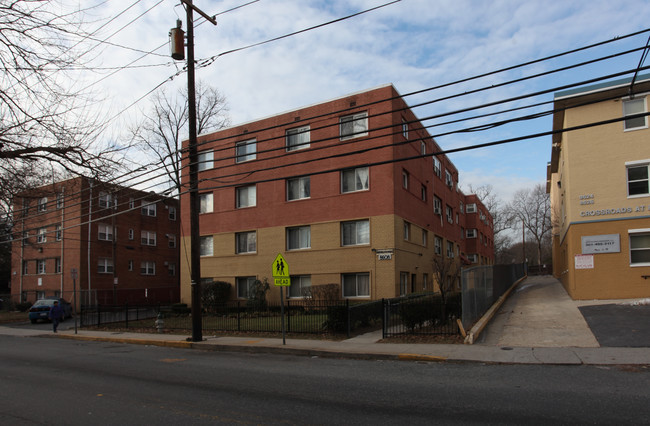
(180, 85), (494, 304)
(548, 75), (650, 299)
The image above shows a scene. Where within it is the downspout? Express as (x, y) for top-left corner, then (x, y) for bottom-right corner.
(87, 179), (93, 302)
(60, 187), (65, 297)
(19, 205), (24, 303)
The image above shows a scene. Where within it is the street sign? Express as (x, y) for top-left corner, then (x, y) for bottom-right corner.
(272, 254), (291, 287)
(272, 253), (289, 277)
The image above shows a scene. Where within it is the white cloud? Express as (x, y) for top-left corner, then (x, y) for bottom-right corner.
(67, 0), (650, 192)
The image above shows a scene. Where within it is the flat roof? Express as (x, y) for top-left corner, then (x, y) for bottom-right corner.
(554, 73), (650, 100)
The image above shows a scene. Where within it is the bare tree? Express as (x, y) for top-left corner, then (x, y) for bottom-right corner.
(131, 82), (230, 195)
(506, 184), (552, 266)
(0, 1), (124, 217)
(467, 184), (514, 261)
(431, 255), (460, 305)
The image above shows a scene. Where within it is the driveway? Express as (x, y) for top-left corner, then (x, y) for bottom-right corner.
(578, 303), (650, 347)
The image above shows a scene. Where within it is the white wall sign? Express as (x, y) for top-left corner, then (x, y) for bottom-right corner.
(575, 254), (594, 269)
(581, 234), (620, 254)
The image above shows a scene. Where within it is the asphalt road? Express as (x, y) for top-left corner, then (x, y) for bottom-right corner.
(579, 304), (650, 347)
(1, 335), (649, 425)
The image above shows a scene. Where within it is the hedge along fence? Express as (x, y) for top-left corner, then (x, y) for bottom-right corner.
(382, 293), (462, 337)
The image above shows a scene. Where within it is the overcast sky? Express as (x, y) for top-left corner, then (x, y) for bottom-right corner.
(82, 0), (650, 203)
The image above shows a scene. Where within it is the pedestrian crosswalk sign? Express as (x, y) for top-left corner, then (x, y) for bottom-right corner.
(272, 254), (290, 286)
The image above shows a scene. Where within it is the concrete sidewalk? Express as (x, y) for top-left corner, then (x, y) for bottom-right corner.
(3, 275), (650, 365)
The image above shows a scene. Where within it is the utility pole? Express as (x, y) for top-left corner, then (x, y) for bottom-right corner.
(171, 0), (216, 342)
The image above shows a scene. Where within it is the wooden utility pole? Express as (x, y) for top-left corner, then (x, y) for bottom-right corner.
(174, 0), (216, 342)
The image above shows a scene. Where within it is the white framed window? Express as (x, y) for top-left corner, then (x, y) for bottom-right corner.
(402, 170), (409, 189)
(140, 261), (156, 276)
(38, 197), (47, 212)
(129, 198), (135, 209)
(169, 206), (177, 220)
(37, 259), (46, 274)
(434, 236), (442, 255)
(286, 126), (310, 151)
(468, 254), (478, 263)
(627, 163), (649, 197)
(402, 119), (408, 139)
(168, 263), (176, 276)
(446, 241), (455, 258)
(420, 140), (426, 155)
(287, 176), (310, 201)
(445, 170), (453, 188)
(199, 193), (214, 213)
(467, 229), (477, 238)
(434, 196), (442, 215)
(433, 157), (441, 177)
(99, 191), (115, 209)
(198, 150), (214, 171)
(466, 203), (477, 213)
(341, 167), (369, 193)
(141, 230), (156, 246)
(55, 225), (62, 241)
(200, 236), (213, 257)
(168, 234), (177, 248)
(630, 229), (650, 266)
(56, 192), (64, 209)
(404, 221), (410, 241)
(237, 276), (257, 299)
(141, 200), (156, 217)
(340, 112), (368, 140)
(236, 139), (256, 163)
(128, 229), (134, 240)
(623, 97), (647, 131)
(459, 202), (464, 214)
(421, 229), (428, 246)
(55, 258), (61, 273)
(446, 205), (453, 224)
(236, 185), (256, 208)
(98, 224), (113, 241)
(287, 226), (310, 250)
(341, 220), (370, 246)
(236, 231), (257, 254)
(421, 185), (427, 201)
(342, 273), (370, 298)
(289, 275), (312, 298)
(37, 227), (47, 243)
(98, 258), (114, 274)
(128, 260), (133, 271)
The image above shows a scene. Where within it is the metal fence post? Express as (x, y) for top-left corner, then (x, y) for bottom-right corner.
(346, 299), (350, 338)
(286, 299), (291, 333)
(125, 302), (129, 328)
(382, 298), (386, 339)
(97, 304), (101, 327)
(237, 301), (241, 332)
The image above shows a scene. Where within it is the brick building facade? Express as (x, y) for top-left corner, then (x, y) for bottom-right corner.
(180, 85), (494, 303)
(11, 177), (180, 306)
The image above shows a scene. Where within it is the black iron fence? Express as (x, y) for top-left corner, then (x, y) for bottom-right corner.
(81, 294), (464, 338)
(382, 293), (462, 338)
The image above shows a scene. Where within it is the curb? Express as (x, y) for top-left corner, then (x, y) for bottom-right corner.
(57, 333), (193, 349)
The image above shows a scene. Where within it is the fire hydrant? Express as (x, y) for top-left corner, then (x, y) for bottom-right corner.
(155, 312), (164, 333)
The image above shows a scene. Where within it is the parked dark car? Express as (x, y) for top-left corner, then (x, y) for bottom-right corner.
(28, 298), (72, 324)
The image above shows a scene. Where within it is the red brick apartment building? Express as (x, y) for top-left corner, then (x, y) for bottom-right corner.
(180, 84), (494, 303)
(11, 177), (180, 306)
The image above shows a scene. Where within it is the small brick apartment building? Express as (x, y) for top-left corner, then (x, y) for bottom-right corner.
(11, 177), (180, 306)
(180, 84), (494, 303)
